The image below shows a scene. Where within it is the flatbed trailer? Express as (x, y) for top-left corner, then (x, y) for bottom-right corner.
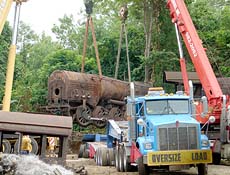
(0, 111), (72, 165)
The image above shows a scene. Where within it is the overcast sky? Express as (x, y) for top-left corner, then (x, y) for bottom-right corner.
(8, 0), (85, 36)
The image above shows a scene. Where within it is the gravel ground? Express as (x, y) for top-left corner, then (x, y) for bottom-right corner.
(67, 158), (230, 175)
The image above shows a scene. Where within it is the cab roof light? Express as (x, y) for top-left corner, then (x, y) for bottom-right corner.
(176, 91), (184, 95)
(148, 87), (165, 96)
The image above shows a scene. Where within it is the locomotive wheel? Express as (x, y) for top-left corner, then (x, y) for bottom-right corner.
(109, 107), (124, 120)
(93, 106), (108, 118)
(93, 120), (106, 128)
(93, 106), (108, 128)
(74, 105), (92, 127)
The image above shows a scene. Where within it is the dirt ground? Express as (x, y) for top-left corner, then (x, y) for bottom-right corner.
(66, 157), (230, 175)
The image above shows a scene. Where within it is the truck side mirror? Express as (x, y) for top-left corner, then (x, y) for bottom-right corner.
(201, 96), (208, 117)
(126, 98), (136, 116)
(209, 116), (216, 123)
(191, 102), (196, 118)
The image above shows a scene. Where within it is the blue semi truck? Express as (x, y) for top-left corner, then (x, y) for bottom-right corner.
(93, 82), (213, 175)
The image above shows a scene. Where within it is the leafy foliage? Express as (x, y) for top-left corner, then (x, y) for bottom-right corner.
(188, 0), (230, 76)
(0, 22), (12, 101)
(0, 0), (229, 112)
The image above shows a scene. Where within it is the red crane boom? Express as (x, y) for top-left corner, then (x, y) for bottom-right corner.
(167, 0), (230, 164)
(167, 0), (226, 124)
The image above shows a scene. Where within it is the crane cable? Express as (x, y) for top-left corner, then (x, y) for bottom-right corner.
(114, 5), (131, 82)
(81, 0), (102, 79)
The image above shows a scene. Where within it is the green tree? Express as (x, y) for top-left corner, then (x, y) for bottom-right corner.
(0, 22), (12, 101)
(52, 15), (79, 50)
(188, 0), (230, 77)
(12, 29), (61, 111)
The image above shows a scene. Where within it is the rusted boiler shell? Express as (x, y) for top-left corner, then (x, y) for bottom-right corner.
(48, 70), (149, 107)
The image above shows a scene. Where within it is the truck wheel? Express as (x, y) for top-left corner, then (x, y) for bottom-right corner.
(2, 139), (11, 153)
(95, 149), (99, 165)
(137, 157), (149, 175)
(119, 147), (124, 172)
(94, 148), (97, 162)
(83, 149), (89, 158)
(78, 144), (85, 158)
(115, 147), (120, 171)
(96, 148), (101, 165)
(101, 148), (108, 166)
(197, 163), (208, 175)
(212, 152), (221, 165)
(108, 148), (115, 166)
(123, 147), (131, 172)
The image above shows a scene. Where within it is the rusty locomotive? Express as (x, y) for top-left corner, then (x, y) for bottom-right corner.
(45, 70), (150, 128)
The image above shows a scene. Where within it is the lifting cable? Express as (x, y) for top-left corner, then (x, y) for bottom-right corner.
(114, 5), (131, 82)
(81, 0), (102, 79)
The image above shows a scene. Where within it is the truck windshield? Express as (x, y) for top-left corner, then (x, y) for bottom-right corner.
(146, 99), (189, 115)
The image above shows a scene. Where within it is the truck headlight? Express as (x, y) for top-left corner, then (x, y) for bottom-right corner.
(201, 140), (209, 147)
(144, 142), (152, 150)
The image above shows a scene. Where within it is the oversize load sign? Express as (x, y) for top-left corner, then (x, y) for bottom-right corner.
(147, 150), (212, 166)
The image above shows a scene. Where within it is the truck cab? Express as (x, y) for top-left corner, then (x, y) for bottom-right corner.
(129, 87), (212, 175)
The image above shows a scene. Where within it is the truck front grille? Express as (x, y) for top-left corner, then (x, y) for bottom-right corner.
(158, 124), (198, 150)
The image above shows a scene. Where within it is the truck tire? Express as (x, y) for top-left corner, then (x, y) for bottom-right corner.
(101, 148), (108, 166)
(83, 149), (89, 158)
(137, 157), (149, 175)
(94, 148), (97, 162)
(123, 147), (131, 172)
(115, 147), (120, 171)
(95, 148), (99, 165)
(212, 152), (221, 165)
(78, 144), (85, 158)
(197, 163), (208, 175)
(96, 148), (102, 166)
(108, 148), (115, 166)
(119, 147), (124, 172)
(2, 139), (11, 153)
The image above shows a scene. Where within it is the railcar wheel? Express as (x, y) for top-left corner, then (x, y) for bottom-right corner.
(92, 106), (107, 118)
(74, 105), (92, 127)
(14, 137), (38, 155)
(109, 107), (123, 121)
(93, 106), (108, 128)
(2, 139), (11, 153)
(93, 120), (106, 128)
